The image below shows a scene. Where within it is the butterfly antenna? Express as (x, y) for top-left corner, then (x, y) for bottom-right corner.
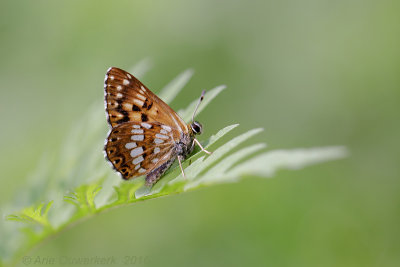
(192, 90), (206, 122)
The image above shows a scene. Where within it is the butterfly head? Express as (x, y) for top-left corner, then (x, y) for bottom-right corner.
(190, 121), (203, 135)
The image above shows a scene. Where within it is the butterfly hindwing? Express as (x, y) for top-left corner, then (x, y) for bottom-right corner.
(105, 121), (179, 179)
(104, 67), (188, 133)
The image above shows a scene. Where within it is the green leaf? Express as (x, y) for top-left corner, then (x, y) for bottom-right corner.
(127, 58), (152, 79)
(64, 183), (102, 213)
(190, 128), (264, 178)
(205, 143), (267, 177)
(178, 85), (226, 122)
(6, 202), (53, 229)
(202, 123), (239, 148)
(112, 179), (143, 204)
(182, 128), (264, 190)
(158, 69), (194, 104)
(227, 146), (349, 177)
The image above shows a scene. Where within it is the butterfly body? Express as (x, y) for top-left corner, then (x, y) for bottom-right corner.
(145, 133), (192, 185)
(104, 67), (208, 186)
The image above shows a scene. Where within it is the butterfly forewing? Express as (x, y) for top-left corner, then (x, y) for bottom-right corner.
(104, 67), (188, 132)
(105, 122), (178, 179)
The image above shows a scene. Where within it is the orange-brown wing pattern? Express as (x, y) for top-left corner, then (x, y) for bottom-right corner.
(104, 121), (178, 179)
(104, 67), (188, 133)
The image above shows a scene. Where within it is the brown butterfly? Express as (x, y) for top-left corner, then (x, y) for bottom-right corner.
(104, 67), (211, 186)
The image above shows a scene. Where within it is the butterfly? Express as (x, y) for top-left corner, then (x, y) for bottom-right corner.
(104, 67), (211, 186)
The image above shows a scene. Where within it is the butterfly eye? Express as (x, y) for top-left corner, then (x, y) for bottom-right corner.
(191, 121), (203, 135)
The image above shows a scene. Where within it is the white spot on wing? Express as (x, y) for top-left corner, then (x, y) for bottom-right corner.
(131, 129), (144, 134)
(117, 85), (122, 91)
(132, 156), (144, 165)
(154, 138), (164, 144)
(160, 129), (168, 135)
(156, 133), (169, 139)
(127, 73), (132, 79)
(132, 125), (140, 129)
(123, 103), (132, 110)
(135, 164), (140, 170)
(161, 125), (172, 132)
(133, 99), (144, 107)
(151, 158), (159, 164)
(154, 147), (160, 154)
(140, 85), (147, 92)
(125, 142), (137, 149)
(138, 168), (146, 173)
(116, 93), (123, 98)
(131, 135), (144, 141)
(136, 94), (146, 101)
(123, 79), (129, 85)
(141, 122), (152, 129)
(130, 147), (144, 158)
(110, 75), (114, 80)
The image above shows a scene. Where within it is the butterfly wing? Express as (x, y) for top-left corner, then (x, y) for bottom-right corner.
(104, 67), (188, 133)
(105, 122), (179, 179)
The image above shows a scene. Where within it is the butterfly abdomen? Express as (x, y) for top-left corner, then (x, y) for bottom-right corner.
(145, 157), (176, 186)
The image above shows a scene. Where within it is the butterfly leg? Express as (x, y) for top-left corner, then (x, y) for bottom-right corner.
(178, 155), (186, 178)
(194, 138), (212, 154)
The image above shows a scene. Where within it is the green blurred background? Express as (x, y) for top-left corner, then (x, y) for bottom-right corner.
(1, 0), (399, 266)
